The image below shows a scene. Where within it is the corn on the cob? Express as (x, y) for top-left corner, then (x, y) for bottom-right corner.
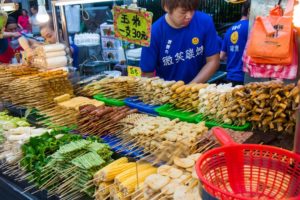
(110, 185), (119, 198)
(97, 181), (113, 196)
(98, 162), (136, 182)
(95, 191), (110, 200)
(120, 167), (157, 195)
(114, 192), (130, 200)
(114, 164), (152, 186)
(94, 157), (128, 184)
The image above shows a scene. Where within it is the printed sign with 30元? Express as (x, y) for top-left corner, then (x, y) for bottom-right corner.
(113, 6), (153, 47)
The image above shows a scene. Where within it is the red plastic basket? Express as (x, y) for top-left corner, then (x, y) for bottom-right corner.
(196, 127), (300, 200)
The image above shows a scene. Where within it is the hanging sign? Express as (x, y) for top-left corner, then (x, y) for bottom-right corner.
(113, 6), (153, 47)
(127, 65), (142, 77)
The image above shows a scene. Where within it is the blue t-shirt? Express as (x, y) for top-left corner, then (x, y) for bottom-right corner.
(221, 20), (249, 82)
(140, 11), (219, 83)
(0, 39), (8, 54)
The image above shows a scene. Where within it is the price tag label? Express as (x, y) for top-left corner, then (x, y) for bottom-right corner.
(127, 66), (142, 77)
(113, 6), (153, 47)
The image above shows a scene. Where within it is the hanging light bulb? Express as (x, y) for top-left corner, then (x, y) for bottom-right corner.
(36, 0), (49, 23)
(293, 1), (300, 27)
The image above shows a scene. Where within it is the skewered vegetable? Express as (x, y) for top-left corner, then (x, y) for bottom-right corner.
(96, 162), (136, 182)
(114, 163), (153, 186)
(119, 167), (157, 195)
(80, 76), (139, 99)
(36, 139), (113, 198)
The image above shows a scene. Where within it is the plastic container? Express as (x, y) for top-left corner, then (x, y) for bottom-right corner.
(155, 104), (202, 123)
(93, 94), (125, 107)
(124, 97), (160, 116)
(196, 127), (300, 200)
(80, 61), (110, 76)
(195, 115), (251, 131)
(101, 135), (145, 158)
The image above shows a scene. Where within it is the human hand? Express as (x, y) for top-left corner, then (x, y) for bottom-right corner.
(11, 32), (21, 38)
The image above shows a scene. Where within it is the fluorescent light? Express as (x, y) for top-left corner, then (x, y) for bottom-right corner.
(37, 0), (49, 23)
(37, 5), (49, 23)
(294, 4), (300, 28)
(0, 3), (19, 12)
(53, 0), (113, 6)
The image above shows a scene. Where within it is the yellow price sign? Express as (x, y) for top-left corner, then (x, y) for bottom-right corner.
(113, 6), (153, 47)
(127, 66), (142, 77)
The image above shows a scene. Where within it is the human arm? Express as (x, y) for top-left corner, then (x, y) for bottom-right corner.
(143, 72), (155, 78)
(140, 25), (159, 77)
(190, 54), (220, 83)
(18, 37), (42, 58)
(2, 32), (21, 38)
(140, 44), (158, 77)
(190, 15), (220, 83)
(18, 24), (23, 30)
(220, 51), (227, 61)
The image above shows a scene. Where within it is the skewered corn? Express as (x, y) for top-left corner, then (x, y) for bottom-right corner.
(94, 157), (129, 184)
(119, 167), (157, 195)
(114, 163), (153, 186)
(97, 162), (136, 182)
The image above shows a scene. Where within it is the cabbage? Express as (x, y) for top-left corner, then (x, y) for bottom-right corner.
(2, 121), (17, 130)
(16, 120), (30, 127)
(0, 114), (30, 130)
(0, 116), (12, 121)
(0, 112), (8, 116)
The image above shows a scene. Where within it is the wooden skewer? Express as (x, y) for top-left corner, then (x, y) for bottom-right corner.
(149, 192), (164, 200)
(186, 180), (199, 192)
(22, 184), (37, 193)
(39, 176), (59, 190)
(131, 190), (144, 200)
(79, 181), (95, 193)
(59, 188), (79, 199)
(57, 183), (74, 195)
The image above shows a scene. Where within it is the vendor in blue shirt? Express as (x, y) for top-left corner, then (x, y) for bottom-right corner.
(140, 0), (220, 84)
(220, 0), (250, 86)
